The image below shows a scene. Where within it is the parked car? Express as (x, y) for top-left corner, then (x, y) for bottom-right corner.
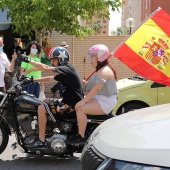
(81, 103), (170, 170)
(113, 75), (170, 115)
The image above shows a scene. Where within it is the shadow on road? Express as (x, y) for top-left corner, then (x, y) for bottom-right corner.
(0, 154), (81, 170)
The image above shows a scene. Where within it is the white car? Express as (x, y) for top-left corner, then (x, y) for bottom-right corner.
(80, 104), (170, 170)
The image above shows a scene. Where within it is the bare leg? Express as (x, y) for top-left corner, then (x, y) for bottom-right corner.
(38, 105), (47, 142)
(76, 100), (105, 138)
(76, 109), (87, 138)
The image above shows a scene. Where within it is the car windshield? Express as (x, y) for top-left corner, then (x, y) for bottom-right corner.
(129, 75), (148, 81)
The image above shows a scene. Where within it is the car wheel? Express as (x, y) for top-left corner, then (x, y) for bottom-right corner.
(118, 103), (147, 115)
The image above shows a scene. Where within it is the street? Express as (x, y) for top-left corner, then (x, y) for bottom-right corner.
(0, 134), (81, 170)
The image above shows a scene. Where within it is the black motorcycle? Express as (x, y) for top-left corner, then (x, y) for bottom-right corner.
(0, 78), (113, 156)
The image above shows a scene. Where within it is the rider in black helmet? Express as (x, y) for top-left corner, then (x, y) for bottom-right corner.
(22, 47), (84, 149)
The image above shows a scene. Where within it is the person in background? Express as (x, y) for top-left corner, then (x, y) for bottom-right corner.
(51, 81), (64, 97)
(60, 42), (69, 49)
(50, 42), (68, 97)
(71, 44), (118, 144)
(0, 37), (17, 92)
(0, 37), (4, 52)
(14, 46), (23, 78)
(20, 41), (41, 98)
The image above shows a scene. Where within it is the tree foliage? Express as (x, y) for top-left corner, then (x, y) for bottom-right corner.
(117, 27), (124, 35)
(92, 21), (103, 34)
(0, 0), (122, 41)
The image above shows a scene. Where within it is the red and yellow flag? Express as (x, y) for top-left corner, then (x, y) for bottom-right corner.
(113, 8), (170, 86)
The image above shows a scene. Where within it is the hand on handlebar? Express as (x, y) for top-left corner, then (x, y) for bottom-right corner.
(23, 77), (34, 85)
(20, 54), (31, 63)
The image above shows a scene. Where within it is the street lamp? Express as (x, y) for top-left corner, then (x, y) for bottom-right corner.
(126, 17), (135, 34)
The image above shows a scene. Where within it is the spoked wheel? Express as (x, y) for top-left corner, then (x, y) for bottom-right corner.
(0, 123), (9, 154)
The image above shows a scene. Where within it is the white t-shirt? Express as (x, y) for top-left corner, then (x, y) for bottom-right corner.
(0, 52), (11, 87)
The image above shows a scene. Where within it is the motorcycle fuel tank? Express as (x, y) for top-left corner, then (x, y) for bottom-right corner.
(15, 94), (42, 113)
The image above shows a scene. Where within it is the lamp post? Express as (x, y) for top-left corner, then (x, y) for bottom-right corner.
(126, 17), (135, 34)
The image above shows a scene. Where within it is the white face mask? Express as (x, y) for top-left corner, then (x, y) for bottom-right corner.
(0, 46), (3, 52)
(31, 48), (38, 54)
(17, 51), (21, 54)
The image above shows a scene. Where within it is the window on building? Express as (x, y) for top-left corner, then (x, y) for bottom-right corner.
(103, 20), (106, 23)
(104, 26), (106, 28)
(146, 0), (148, 9)
(98, 32), (100, 33)
(103, 31), (106, 33)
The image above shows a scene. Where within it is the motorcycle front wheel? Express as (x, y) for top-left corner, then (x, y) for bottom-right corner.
(0, 123), (9, 154)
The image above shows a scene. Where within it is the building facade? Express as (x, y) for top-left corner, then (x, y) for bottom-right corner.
(141, 0), (170, 21)
(121, 0), (170, 33)
(122, 0), (170, 34)
(121, 0), (141, 34)
(79, 7), (109, 36)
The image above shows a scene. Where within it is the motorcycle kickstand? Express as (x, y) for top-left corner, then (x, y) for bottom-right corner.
(70, 152), (73, 157)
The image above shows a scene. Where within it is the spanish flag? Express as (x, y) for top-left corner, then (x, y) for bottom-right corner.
(113, 8), (170, 86)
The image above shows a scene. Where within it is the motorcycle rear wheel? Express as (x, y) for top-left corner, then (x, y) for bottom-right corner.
(0, 123), (9, 154)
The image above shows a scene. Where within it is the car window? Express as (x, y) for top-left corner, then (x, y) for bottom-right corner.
(106, 160), (170, 170)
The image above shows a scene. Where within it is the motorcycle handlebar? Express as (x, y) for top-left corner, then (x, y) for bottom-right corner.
(7, 77), (34, 93)
(22, 77), (34, 85)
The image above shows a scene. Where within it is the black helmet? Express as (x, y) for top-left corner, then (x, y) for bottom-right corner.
(48, 47), (69, 65)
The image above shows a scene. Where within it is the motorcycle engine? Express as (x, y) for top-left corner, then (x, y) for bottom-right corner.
(17, 113), (35, 135)
(48, 134), (67, 156)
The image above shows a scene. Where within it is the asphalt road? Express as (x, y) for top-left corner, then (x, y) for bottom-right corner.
(0, 134), (81, 170)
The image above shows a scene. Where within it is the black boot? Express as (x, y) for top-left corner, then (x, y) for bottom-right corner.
(25, 139), (48, 150)
(69, 133), (87, 144)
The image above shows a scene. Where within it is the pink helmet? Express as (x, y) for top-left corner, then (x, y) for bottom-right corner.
(87, 44), (110, 62)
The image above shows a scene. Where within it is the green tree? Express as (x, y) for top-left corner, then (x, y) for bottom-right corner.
(117, 27), (124, 35)
(110, 29), (117, 36)
(92, 20), (103, 34)
(0, 0), (122, 45)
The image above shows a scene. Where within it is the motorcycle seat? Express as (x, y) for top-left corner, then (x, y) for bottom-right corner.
(61, 112), (116, 122)
(87, 112), (115, 120)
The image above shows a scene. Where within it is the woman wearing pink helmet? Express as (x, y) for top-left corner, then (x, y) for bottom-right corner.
(71, 44), (118, 143)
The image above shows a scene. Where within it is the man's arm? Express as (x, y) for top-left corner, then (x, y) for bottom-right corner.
(34, 76), (56, 83)
(9, 54), (17, 71)
(29, 60), (59, 75)
(22, 68), (38, 76)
